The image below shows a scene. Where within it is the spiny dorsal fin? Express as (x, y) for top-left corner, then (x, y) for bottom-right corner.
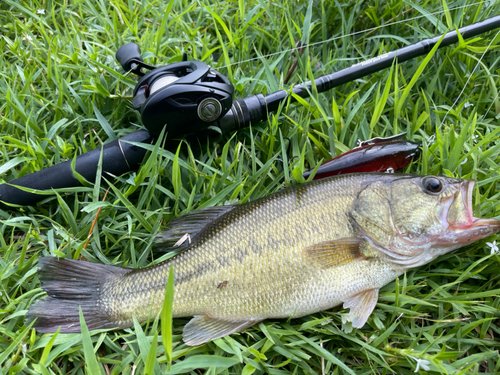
(154, 205), (236, 251)
(343, 288), (379, 328)
(302, 237), (366, 269)
(183, 315), (261, 346)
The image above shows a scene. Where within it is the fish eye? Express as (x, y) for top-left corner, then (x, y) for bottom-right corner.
(423, 177), (444, 194)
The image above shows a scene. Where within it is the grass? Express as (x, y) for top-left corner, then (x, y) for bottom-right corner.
(1, 0), (500, 373)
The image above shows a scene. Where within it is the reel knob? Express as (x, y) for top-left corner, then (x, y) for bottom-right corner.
(198, 98), (222, 122)
(116, 43), (143, 71)
(115, 43), (155, 76)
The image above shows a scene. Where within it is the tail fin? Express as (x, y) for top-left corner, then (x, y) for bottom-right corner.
(26, 257), (129, 333)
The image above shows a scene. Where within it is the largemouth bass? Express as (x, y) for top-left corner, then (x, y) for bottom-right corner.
(27, 173), (500, 345)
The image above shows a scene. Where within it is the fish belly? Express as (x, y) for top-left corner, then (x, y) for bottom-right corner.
(172, 253), (401, 320)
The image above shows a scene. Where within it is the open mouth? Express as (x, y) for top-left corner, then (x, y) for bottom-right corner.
(445, 180), (500, 243)
(443, 180), (474, 230)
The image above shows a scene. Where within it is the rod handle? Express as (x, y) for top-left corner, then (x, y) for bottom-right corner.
(0, 130), (154, 209)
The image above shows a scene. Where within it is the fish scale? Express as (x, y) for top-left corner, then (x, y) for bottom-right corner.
(99, 174), (384, 321)
(27, 173), (500, 345)
(94, 175), (366, 322)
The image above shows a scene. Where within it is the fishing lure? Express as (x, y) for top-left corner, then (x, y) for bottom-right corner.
(303, 134), (421, 179)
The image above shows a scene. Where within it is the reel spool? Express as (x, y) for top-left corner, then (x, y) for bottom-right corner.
(116, 43), (234, 138)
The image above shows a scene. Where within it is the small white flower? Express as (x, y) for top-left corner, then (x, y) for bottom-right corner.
(487, 240), (499, 255)
(36, 9), (45, 14)
(340, 314), (353, 333)
(409, 356), (431, 372)
(471, 134), (479, 143)
(464, 101), (474, 108)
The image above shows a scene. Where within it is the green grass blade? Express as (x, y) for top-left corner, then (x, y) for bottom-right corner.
(395, 34), (444, 117)
(92, 103), (116, 141)
(39, 328), (60, 366)
(166, 355), (240, 374)
(106, 179), (153, 232)
(162, 264), (175, 366)
(297, 334), (356, 375)
(144, 332), (159, 375)
(370, 64), (393, 131)
(79, 308), (103, 375)
(0, 320), (34, 366)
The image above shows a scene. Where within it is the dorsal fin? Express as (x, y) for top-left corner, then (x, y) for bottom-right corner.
(154, 205), (236, 251)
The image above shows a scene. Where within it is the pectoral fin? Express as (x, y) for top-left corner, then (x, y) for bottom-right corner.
(343, 288), (379, 328)
(302, 238), (366, 269)
(183, 315), (262, 346)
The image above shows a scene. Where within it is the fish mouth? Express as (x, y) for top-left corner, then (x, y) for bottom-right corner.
(443, 180), (500, 244)
(403, 179), (500, 267)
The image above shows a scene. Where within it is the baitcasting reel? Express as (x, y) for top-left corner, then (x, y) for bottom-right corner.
(115, 43), (234, 138)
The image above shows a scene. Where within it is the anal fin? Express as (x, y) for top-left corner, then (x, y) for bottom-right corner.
(183, 315), (261, 346)
(343, 288), (379, 328)
(302, 237), (366, 269)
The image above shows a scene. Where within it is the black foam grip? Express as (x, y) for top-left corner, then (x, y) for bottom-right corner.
(0, 130), (154, 209)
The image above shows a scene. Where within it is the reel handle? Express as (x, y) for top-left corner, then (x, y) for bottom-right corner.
(115, 43), (155, 76)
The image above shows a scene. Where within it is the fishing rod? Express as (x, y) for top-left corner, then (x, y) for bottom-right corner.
(1, 15), (500, 209)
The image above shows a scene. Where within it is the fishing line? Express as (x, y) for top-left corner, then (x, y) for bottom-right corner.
(218, 0), (500, 146)
(438, 29), (500, 126)
(480, 31), (500, 125)
(481, 90), (500, 122)
(427, 28), (500, 146)
(218, 1), (489, 69)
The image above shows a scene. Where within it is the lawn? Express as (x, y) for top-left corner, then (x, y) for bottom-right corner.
(1, 0), (500, 374)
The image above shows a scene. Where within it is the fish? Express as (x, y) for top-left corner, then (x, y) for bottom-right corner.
(26, 173), (500, 346)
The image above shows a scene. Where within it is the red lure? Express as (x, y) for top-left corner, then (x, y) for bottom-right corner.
(303, 134), (421, 180)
